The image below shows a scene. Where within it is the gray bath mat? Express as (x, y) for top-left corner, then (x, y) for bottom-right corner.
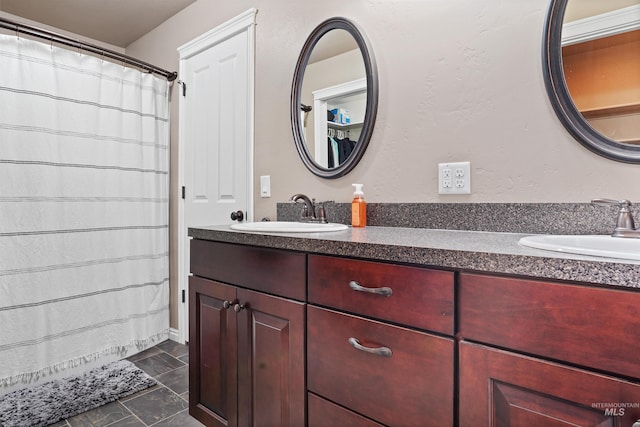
(0, 359), (156, 427)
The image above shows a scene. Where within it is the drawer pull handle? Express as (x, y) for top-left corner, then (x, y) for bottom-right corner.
(349, 280), (393, 297)
(348, 337), (392, 358)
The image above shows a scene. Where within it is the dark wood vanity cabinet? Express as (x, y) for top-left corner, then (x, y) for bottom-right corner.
(189, 240), (306, 427)
(189, 238), (640, 427)
(459, 273), (640, 426)
(307, 255), (456, 427)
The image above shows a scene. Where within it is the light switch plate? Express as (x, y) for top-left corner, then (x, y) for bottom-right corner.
(260, 175), (271, 198)
(438, 162), (470, 194)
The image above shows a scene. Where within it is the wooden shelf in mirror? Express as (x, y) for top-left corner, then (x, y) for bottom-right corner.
(580, 103), (640, 119)
(562, 29), (640, 146)
(579, 103), (640, 145)
(562, 29), (640, 112)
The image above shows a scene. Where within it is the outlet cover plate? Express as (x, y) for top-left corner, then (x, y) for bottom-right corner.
(439, 162), (471, 194)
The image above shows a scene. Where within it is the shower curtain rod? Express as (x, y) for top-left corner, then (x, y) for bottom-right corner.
(0, 16), (178, 81)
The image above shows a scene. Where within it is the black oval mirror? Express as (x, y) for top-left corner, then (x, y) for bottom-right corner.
(290, 17), (378, 178)
(543, 0), (640, 163)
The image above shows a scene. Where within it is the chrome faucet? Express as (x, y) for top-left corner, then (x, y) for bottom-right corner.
(290, 194), (328, 223)
(592, 198), (640, 238)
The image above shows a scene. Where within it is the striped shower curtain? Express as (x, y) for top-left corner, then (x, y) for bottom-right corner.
(0, 34), (170, 394)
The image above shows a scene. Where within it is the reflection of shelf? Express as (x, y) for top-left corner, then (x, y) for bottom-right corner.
(327, 120), (364, 128)
(579, 102), (640, 145)
(617, 138), (640, 144)
(563, 29), (640, 113)
(580, 103), (640, 119)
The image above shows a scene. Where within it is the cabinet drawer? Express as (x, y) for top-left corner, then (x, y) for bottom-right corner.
(190, 240), (306, 300)
(459, 273), (640, 379)
(308, 393), (384, 427)
(307, 306), (454, 427)
(308, 255), (454, 334)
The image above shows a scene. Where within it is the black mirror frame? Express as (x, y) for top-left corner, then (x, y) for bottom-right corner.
(543, 0), (640, 163)
(290, 17), (379, 178)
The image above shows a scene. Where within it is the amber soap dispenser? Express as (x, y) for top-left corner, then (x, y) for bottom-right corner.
(351, 183), (366, 227)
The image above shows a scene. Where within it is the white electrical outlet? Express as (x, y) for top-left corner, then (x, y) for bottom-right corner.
(439, 162), (471, 194)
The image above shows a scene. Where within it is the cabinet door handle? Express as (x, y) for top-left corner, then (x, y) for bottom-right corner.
(222, 300), (233, 309)
(233, 303), (245, 313)
(348, 337), (392, 358)
(349, 280), (393, 297)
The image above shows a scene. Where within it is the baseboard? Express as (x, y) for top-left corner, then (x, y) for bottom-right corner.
(169, 328), (182, 343)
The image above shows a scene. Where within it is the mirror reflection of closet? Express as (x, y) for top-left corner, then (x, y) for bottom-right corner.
(291, 17), (377, 179)
(300, 29), (366, 169)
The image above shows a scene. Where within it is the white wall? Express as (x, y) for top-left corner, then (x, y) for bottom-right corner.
(126, 0), (640, 327)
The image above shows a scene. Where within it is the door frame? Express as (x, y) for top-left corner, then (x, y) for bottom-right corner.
(177, 8), (256, 344)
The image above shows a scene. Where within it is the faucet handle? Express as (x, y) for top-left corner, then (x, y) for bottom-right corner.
(316, 200), (335, 224)
(316, 202), (328, 224)
(591, 198), (632, 208)
(316, 205), (327, 223)
(591, 198), (635, 232)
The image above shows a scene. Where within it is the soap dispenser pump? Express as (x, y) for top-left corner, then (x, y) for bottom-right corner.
(351, 184), (366, 228)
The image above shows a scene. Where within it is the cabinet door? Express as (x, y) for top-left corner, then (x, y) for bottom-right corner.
(236, 288), (305, 427)
(460, 341), (640, 426)
(189, 277), (238, 427)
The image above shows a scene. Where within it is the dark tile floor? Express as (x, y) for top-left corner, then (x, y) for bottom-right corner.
(51, 340), (204, 427)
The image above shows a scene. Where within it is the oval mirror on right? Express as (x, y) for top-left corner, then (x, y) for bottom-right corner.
(543, 0), (640, 163)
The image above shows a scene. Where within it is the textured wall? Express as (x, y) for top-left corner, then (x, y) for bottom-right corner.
(125, 0), (640, 328)
(130, 0), (640, 213)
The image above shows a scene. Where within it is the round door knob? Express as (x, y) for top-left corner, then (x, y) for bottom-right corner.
(222, 300), (232, 309)
(233, 303), (245, 313)
(230, 210), (244, 221)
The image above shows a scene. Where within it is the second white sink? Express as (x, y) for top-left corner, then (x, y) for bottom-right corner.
(519, 234), (640, 261)
(231, 221), (348, 233)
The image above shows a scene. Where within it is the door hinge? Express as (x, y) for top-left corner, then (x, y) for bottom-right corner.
(181, 186), (185, 199)
(182, 289), (186, 303)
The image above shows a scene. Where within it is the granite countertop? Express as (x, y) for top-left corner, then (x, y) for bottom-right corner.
(189, 225), (640, 289)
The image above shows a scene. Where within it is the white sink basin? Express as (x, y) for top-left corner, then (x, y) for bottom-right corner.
(230, 221), (348, 233)
(519, 234), (640, 261)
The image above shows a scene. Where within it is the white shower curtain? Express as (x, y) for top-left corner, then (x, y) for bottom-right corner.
(0, 34), (170, 393)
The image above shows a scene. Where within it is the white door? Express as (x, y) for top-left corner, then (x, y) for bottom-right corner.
(177, 9), (256, 343)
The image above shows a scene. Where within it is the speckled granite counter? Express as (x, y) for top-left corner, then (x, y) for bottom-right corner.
(189, 225), (640, 289)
